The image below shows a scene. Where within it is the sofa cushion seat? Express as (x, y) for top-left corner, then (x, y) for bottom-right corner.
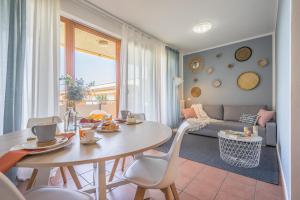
(206, 121), (248, 132)
(187, 120), (267, 145)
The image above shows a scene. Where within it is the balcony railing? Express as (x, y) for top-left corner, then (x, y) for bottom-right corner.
(59, 100), (117, 119)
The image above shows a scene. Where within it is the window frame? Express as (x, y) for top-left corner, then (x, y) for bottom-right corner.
(60, 16), (121, 117)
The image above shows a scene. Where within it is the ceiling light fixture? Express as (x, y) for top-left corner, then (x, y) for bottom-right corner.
(193, 22), (212, 33)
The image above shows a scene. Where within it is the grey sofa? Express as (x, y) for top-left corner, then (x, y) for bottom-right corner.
(186, 105), (277, 146)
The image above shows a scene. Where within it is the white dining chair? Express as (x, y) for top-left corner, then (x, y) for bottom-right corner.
(122, 121), (190, 200)
(24, 116), (82, 190)
(108, 112), (146, 182)
(0, 172), (93, 200)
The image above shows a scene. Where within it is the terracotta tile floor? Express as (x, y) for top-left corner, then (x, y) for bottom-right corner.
(18, 149), (284, 200)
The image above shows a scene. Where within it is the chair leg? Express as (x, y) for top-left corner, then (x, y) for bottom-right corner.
(161, 187), (173, 200)
(93, 163), (97, 185)
(109, 158), (120, 182)
(60, 167), (67, 184)
(134, 186), (146, 200)
(170, 183), (180, 200)
(121, 157), (126, 171)
(26, 169), (38, 190)
(67, 166), (82, 189)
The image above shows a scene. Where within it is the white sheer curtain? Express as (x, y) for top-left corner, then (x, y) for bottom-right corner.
(23, 0), (60, 126)
(120, 24), (166, 122)
(18, 0), (60, 181)
(0, 0), (9, 135)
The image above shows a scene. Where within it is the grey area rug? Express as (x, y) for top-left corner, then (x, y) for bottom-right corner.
(156, 133), (279, 185)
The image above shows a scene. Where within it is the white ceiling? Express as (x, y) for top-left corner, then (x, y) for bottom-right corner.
(87, 0), (277, 53)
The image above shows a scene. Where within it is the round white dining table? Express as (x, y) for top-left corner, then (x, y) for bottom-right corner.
(0, 121), (172, 200)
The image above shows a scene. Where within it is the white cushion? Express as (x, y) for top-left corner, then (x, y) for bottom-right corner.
(122, 156), (168, 188)
(24, 187), (93, 200)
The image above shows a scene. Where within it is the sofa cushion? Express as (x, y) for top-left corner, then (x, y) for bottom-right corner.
(223, 105), (266, 121)
(181, 108), (197, 119)
(203, 105), (223, 120)
(239, 113), (259, 125)
(257, 109), (275, 127)
(206, 121), (246, 131)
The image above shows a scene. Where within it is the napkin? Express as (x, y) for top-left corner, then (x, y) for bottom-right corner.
(0, 132), (75, 173)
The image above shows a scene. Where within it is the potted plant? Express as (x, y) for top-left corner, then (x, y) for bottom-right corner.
(60, 75), (93, 131)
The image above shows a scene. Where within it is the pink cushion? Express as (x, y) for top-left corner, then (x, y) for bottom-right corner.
(181, 108), (196, 119)
(257, 109), (275, 127)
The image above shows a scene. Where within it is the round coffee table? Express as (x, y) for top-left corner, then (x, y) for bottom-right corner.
(218, 130), (262, 168)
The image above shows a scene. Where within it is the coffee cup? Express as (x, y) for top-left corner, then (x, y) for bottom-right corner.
(31, 123), (57, 143)
(127, 116), (136, 123)
(84, 130), (95, 141)
(121, 110), (129, 120)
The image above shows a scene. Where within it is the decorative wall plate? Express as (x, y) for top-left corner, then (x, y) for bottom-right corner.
(189, 57), (204, 72)
(257, 58), (269, 68)
(212, 79), (222, 88)
(207, 67), (214, 74)
(237, 71), (260, 90)
(235, 46), (252, 62)
(191, 87), (201, 97)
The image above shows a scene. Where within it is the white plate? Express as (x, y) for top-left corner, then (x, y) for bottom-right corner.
(125, 120), (143, 125)
(10, 138), (73, 155)
(97, 128), (120, 133)
(21, 137), (68, 150)
(80, 137), (101, 144)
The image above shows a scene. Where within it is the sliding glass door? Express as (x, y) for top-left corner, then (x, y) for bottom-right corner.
(60, 17), (120, 118)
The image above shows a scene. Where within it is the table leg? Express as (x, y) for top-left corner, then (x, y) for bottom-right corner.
(33, 167), (51, 187)
(97, 160), (106, 200)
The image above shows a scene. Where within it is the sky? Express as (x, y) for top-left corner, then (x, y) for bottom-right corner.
(60, 48), (116, 86)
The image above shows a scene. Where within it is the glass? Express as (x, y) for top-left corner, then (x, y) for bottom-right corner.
(64, 107), (77, 131)
(253, 125), (258, 137)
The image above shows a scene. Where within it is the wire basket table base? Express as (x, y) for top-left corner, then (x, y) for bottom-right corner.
(218, 131), (262, 168)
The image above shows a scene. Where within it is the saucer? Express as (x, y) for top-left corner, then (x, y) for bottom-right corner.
(21, 137), (68, 150)
(97, 128), (120, 133)
(80, 136), (101, 145)
(11, 139), (72, 155)
(125, 120), (143, 125)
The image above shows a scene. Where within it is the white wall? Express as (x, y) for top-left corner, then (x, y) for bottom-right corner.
(275, 0), (291, 199)
(60, 0), (122, 39)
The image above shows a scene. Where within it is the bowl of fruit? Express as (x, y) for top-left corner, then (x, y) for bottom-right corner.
(79, 110), (111, 129)
(79, 118), (101, 129)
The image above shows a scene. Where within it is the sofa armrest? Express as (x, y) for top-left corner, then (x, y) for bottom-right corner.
(266, 122), (277, 146)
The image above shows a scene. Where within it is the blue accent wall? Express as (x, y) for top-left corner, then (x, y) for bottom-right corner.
(183, 35), (273, 107)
